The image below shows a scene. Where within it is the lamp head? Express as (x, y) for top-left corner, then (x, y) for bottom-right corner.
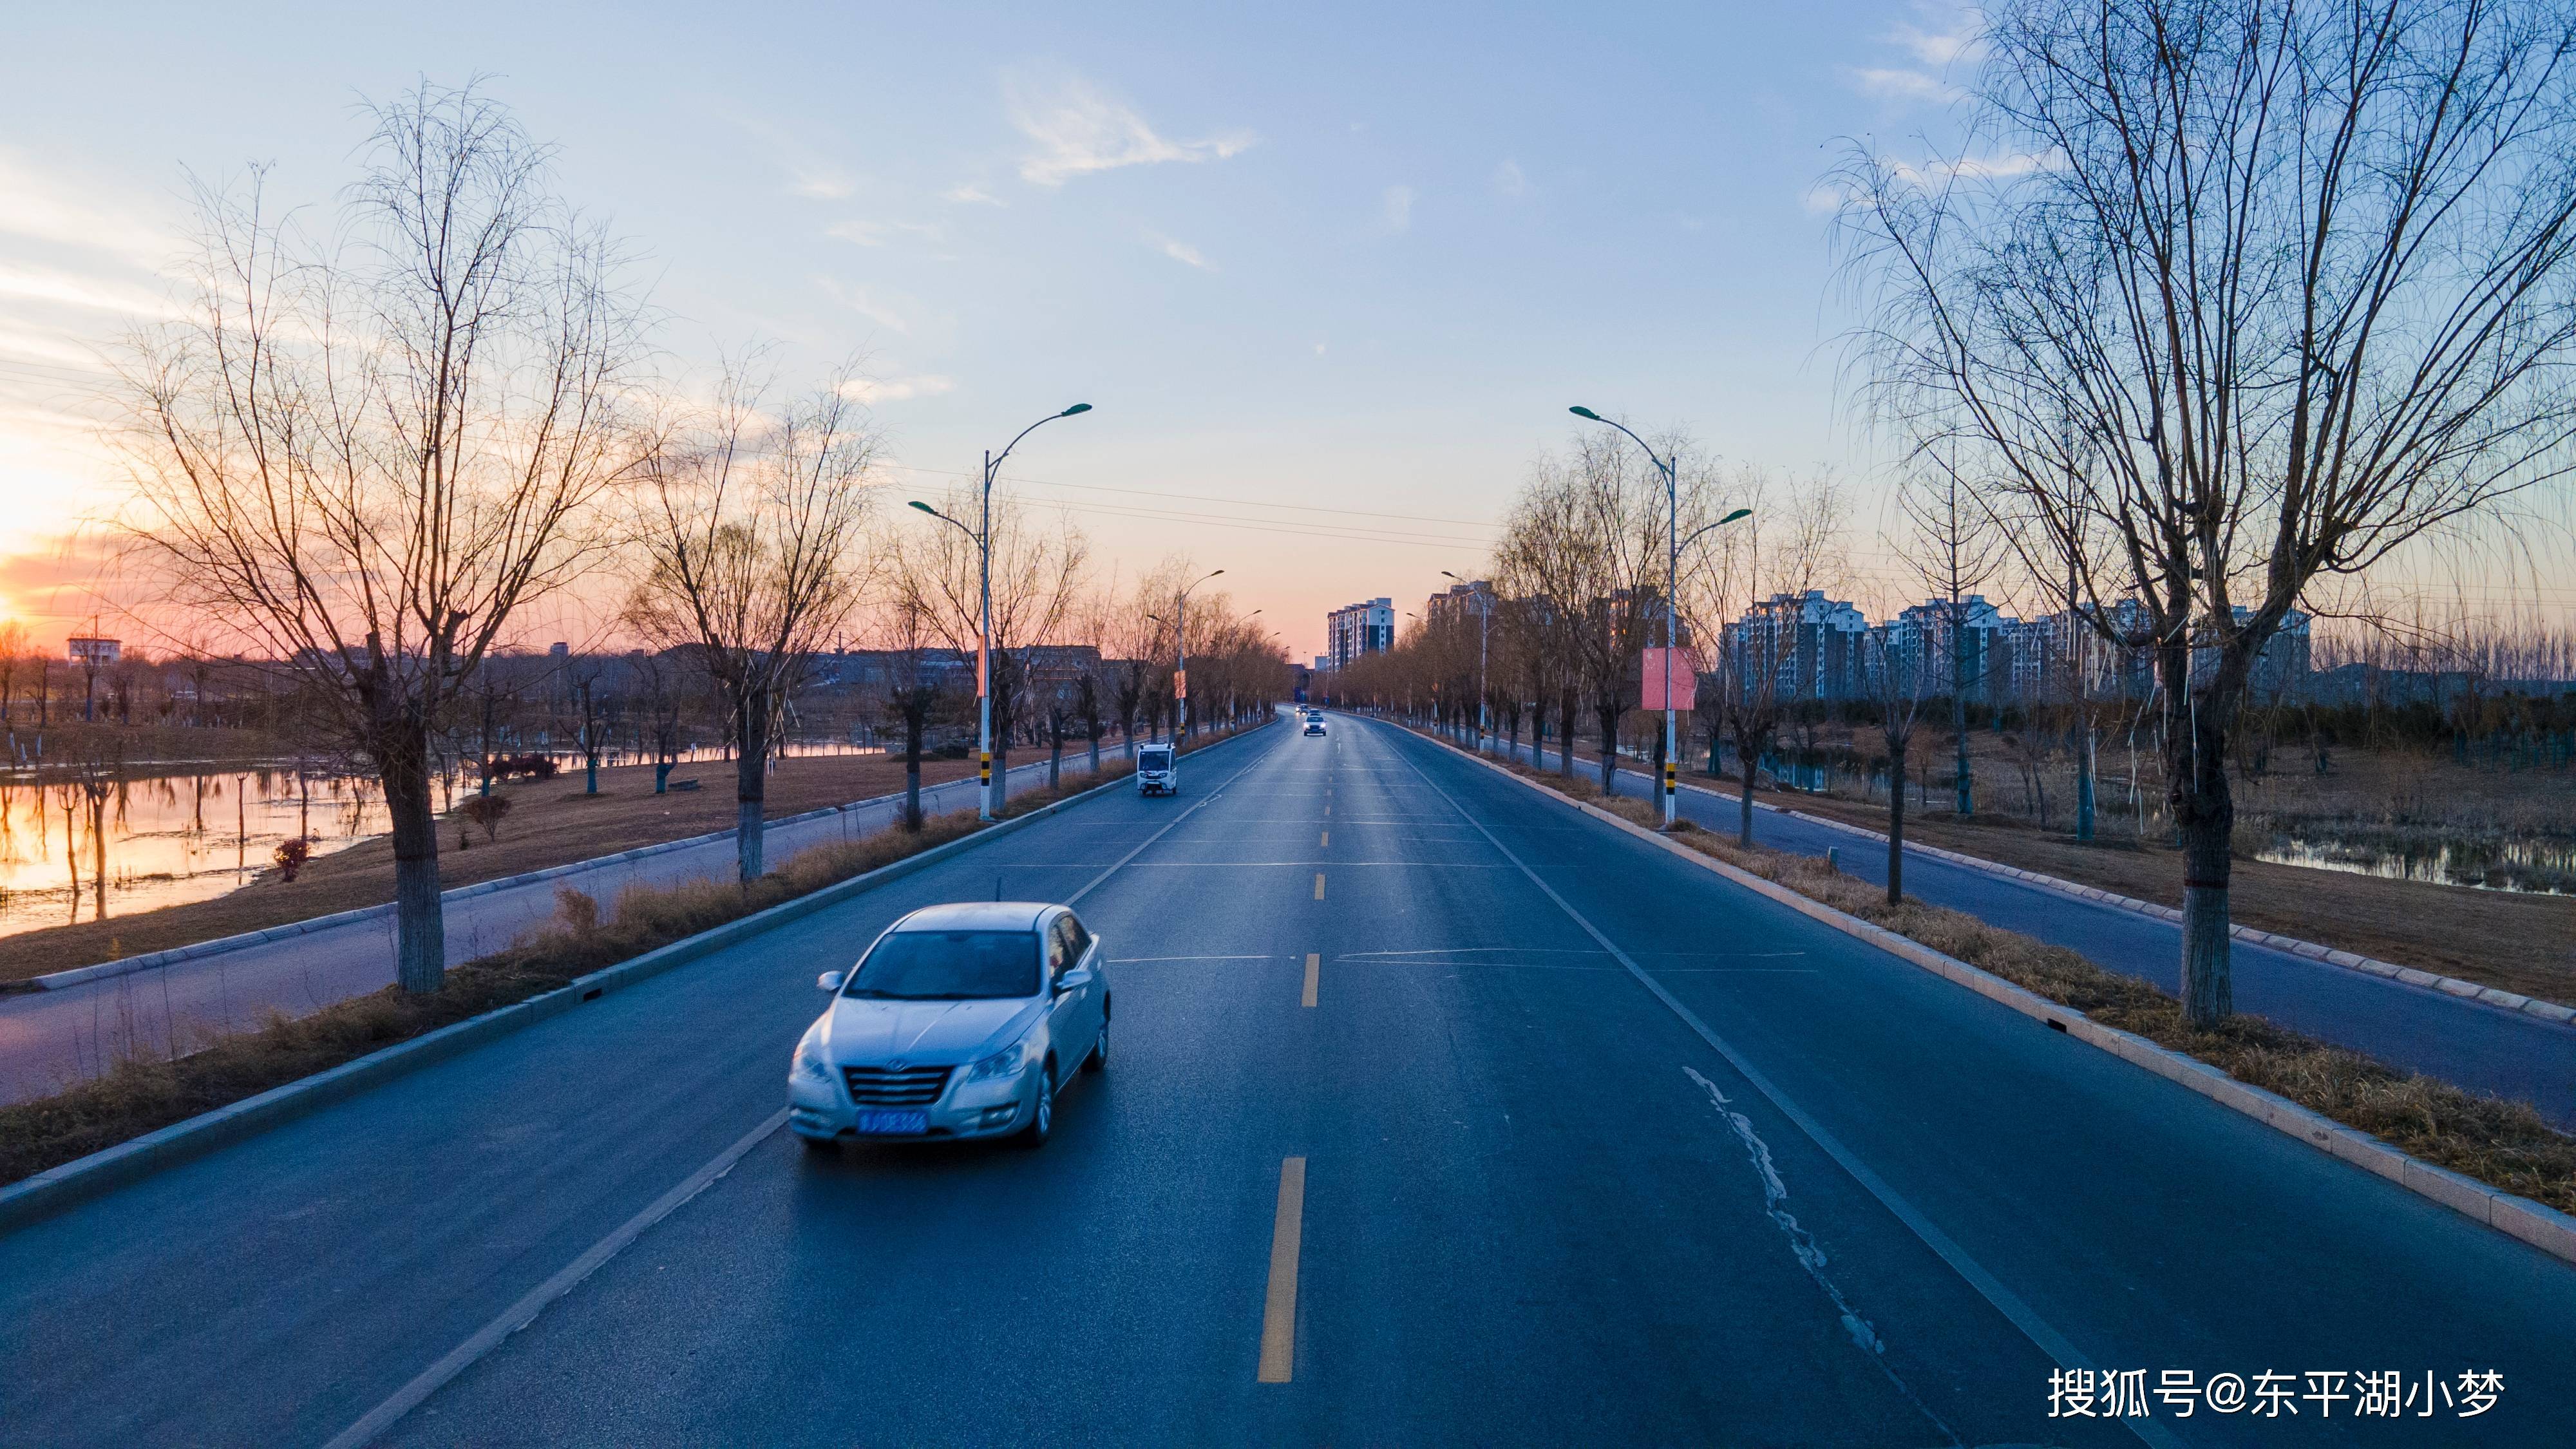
(1060, 403), (1092, 417)
(907, 500), (936, 516)
(1569, 406), (1600, 421)
(1720, 507), (1753, 525)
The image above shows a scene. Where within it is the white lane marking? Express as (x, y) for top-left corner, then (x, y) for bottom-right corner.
(1683, 1067), (1956, 1444)
(1110, 955), (1279, 963)
(1378, 721), (2186, 1449)
(330, 728), (1293, 1447)
(321, 1109), (790, 1449)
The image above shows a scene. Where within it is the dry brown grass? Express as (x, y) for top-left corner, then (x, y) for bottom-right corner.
(0, 727), (1256, 1189)
(1468, 737), (2576, 1214)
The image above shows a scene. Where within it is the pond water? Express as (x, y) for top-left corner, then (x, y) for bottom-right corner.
(0, 738), (884, 940)
(2256, 834), (2576, 897)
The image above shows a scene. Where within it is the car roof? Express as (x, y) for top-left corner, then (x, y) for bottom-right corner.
(893, 901), (1053, 933)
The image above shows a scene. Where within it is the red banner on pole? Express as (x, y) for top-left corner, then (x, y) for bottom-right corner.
(1173, 668), (1189, 701)
(1640, 647), (1699, 710)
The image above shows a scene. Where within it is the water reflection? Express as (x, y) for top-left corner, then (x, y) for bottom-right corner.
(2257, 833), (2576, 896)
(0, 738), (882, 940)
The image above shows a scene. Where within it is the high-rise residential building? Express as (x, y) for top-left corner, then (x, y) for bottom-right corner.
(1327, 598), (1395, 670)
(1424, 580), (1493, 627)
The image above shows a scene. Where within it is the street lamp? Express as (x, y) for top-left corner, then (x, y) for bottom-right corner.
(1172, 569), (1223, 740)
(1570, 406), (1750, 828)
(908, 401), (1092, 821)
(1441, 570), (1491, 753)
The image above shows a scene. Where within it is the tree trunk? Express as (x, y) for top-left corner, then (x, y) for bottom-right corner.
(2075, 716), (2097, 841)
(1952, 688), (1972, 817)
(1048, 719), (1063, 790)
(1738, 740), (1758, 847)
(379, 713), (446, 994)
(902, 708), (924, 831)
(1558, 694), (1578, 777)
(1596, 703), (1620, 794)
(2172, 696), (2235, 1025)
(1886, 734), (1908, 905)
(735, 688), (770, 882)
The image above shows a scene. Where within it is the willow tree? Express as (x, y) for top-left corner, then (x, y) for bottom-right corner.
(626, 366), (879, 882)
(1841, 0), (2576, 1023)
(118, 82), (647, 994)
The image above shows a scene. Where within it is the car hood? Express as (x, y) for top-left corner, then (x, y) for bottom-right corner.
(824, 996), (1043, 1063)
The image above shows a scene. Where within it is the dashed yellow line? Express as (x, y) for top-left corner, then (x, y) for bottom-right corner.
(1258, 1157), (1307, 1383)
(1313, 873), (1326, 901)
(1302, 952), (1320, 1007)
(1320, 830), (1330, 848)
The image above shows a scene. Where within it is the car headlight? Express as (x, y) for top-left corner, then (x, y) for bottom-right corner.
(965, 1040), (1027, 1081)
(793, 1027), (833, 1083)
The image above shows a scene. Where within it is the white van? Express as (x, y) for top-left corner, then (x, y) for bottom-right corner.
(1136, 743), (1177, 796)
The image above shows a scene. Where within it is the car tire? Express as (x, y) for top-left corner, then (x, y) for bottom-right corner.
(799, 1133), (839, 1155)
(1017, 1064), (1056, 1148)
(1084, 1016), (1108, 1072)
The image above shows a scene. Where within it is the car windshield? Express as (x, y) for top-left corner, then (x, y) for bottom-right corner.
(846, 930), (1039, 999)
(1141, 750), (1171, 768)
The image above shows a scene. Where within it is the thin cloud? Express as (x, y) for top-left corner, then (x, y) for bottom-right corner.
(1150, 233), (1217, 271)
(0, 150), (173, 272)
(1493, 160), (1530, 199)
(1381, 184), (1415, 233)
(1848, 67), (1958, 102)
(837, 374), (956, 404)
(791, 172), (856, 200)
(826, 219), (945, 247)
(940, 184), (1005, 205)
(1007, 69), (1254, 187)
(1886, 12), (1984, 67)
(814, 277), (912, 334)
(0, 262), (180, 319)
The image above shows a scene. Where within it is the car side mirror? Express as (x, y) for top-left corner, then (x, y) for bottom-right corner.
(1054, 967), (1093, 995)
(817, 970), (845, 992)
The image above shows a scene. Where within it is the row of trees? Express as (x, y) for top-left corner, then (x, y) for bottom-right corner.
(1341, 0), (2576, 1028)
(107, 82), (1285, 996)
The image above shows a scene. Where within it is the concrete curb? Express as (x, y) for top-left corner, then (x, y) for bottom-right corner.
(28, 753), (1105, 993)
(0, 723), (1269, 1236)
(1429, 732), (2576, 1271)
(1472, 732), (2576, 1029)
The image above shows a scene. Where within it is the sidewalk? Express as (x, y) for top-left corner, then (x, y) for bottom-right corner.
(1405, 720), (2576, 1130)
(0, 746), (1138, 1105)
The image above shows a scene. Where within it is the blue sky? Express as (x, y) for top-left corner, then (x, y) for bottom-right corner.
(0, 1), (1979, 659)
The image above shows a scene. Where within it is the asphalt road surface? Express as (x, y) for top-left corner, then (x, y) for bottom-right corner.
(5, 714), (2569, 1446)
(0, 746), (1121, 1106)
(1528, 737), (2576, 1130)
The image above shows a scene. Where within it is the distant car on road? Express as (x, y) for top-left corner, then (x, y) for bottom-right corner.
(1303, 716), (1326, 736)
(1136, 743), (1177, 795)
(790, 902), (1108, 1150)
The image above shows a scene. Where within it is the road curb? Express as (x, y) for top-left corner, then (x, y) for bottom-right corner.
(1427, 730), (2576, 1270)
(26, 755), (1107, 993)
(0, 723), (1271, 1236)
(1477, 732), (2576, 1028)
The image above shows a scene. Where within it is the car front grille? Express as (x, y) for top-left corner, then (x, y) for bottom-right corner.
(843, 1063), (953, 1106)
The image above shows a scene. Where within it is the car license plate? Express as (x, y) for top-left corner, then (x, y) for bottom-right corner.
(857, 1110), (929, 1135)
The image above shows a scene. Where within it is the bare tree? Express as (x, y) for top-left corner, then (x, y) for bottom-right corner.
(116, 82), (647, 993)
(1898, 458), (2007, 818)
(1867, 623), (1932, 904)
(893, 494), (1086, 813)
(0, 620), (28, 728)
(1842, 0), (2576, 1022)
(869, 594), (951, 831)
(627, 365), (880, 882)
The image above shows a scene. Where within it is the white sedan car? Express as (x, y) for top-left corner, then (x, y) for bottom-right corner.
(790, 902), (1108, 1150)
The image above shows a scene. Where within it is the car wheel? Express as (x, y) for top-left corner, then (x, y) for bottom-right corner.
(1084, 1016), (1108, 1072)
(1017, 1064), (1056, 1148)
(799, 1133), (839, 1155)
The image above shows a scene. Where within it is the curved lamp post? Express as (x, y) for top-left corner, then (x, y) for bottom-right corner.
(1569, 406), (1749, 827)
(908, 402), (1092, 820)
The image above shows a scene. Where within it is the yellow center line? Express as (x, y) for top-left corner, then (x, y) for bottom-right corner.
(1313, 872), (1326, 900)
(1258, 1157), (1307, 1383)
(1302, 952), (1320, 1007)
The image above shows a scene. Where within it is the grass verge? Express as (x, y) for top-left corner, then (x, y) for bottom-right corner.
(1444, 731), (2576, 1215)
(0, 728), (1247, 1189)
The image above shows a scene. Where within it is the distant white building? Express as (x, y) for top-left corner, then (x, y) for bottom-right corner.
(67, 636), (120, 665)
